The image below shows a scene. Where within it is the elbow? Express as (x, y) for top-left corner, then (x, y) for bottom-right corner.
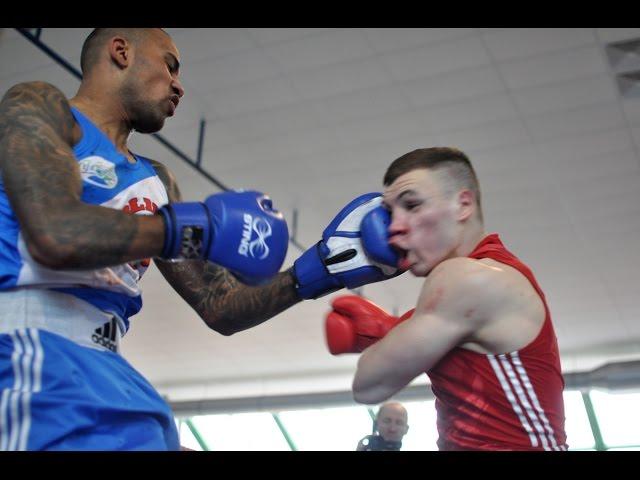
(352, 362), (393, 404)
(352, 377), (384, 405)
(204, 315), (238, 337)
(352, 386), (382, 405)
(25, 235), (75, 270)
(214, 326), (237, 337)
(352, 388), (368, 405)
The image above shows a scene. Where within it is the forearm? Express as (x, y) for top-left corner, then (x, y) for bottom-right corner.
(157, 261), (303, 335)
(210, 269), (302, 334)
(352, 344), (404, 404)
(353, 306), (463, 404)
(24, 203), (166, 269)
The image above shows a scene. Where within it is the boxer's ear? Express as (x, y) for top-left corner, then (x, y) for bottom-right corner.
(456, 189), (474, 222)
(108, 36), (131, 70)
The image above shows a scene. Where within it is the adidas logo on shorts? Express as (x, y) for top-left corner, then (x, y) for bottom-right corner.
(92, 318), (118, 352)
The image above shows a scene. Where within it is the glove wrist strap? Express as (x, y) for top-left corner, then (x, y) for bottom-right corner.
(158, 202), (210, 260)
(293, 243), (342, 299)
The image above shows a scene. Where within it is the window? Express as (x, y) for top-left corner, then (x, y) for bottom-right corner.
(175, 388), (640, 451)
(563, 390), (596, 450)
(189, 412), (292, 450)
(178, 420), (204, 451)
(401, 400), (438, 451)
(277, 405), (373, 451)
(590, 390), (640, 449)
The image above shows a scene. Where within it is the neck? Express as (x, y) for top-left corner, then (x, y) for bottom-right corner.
(70, 81), (132, 155)
(452, 219), (486, 258)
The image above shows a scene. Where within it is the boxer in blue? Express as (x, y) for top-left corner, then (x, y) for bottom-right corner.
(0, 28), (401, 450)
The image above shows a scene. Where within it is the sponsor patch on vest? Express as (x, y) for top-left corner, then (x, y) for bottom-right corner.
(79, 156), (118, 189)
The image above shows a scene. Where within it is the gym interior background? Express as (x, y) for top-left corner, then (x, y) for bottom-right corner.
(2, 28), (639, 450)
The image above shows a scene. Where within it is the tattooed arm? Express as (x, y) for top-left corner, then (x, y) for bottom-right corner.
(157, 261), (301, 336)
(150, 159), (303, 335)
(0, 81), (165, 269)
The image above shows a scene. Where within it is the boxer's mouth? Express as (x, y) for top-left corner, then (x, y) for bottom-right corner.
(394, 247), (410, 270)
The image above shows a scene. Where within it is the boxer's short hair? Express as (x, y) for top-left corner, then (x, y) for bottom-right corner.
(383, 147), (482, 221)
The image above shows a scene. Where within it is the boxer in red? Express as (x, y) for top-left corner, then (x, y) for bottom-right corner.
(326, 147), (568, 451)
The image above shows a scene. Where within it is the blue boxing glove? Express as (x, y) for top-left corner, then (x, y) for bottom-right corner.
(293, 193), (401, 299)
(158, 190), (289, 286)
(360, 205), (399, 267)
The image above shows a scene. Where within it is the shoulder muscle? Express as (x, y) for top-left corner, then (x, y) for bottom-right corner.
(0, 81), (78, 147)
(147, 158), (182, 202)
(416, 257), (504, 328)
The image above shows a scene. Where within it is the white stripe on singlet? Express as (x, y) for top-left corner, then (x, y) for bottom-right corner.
(497, 353), (552, 450)
(510, 352), (563, 451)
(489, 352), (565, 450)
(487, 353), (539, 448)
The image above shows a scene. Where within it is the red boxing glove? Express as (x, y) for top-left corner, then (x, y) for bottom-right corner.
(325, 295), (415, 355)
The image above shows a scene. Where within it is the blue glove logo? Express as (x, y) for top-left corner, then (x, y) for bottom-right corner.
(249, 217), (272, 260)
(239, 214), (272, 260)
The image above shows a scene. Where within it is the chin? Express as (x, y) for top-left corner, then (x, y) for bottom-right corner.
(410, 265), (427, 277)
(414, 263), (438, 277)
(131, 108), (167, 134)
(134, 119), (166, 134)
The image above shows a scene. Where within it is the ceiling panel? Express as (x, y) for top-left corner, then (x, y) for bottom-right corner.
(524, 102), (627, 141)
(511, 74), (618, 116)
(537, 128), (633, 161)
(498, 45), (609, 90)
(316, 83), (410, 124)
(363, 28), (474, 54)
(263, 29), (374, 72)
(202, 75), (300, 117)
(288, 57), (393, 100)
(411, 93), (519, 134)
(595, 28), (640, 43)
(400, 65), (505, 108)
(481, 28), (595, 62)
(622, 98), (640, 126)
(186, 48), (282, 91)
(381, 35), (492, 82)
(245, 28), (330, 46)
(169, 28), (256, 64)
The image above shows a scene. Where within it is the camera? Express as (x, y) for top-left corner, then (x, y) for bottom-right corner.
(359, 434), (402, 451)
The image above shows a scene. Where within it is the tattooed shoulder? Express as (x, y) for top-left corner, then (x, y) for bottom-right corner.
(147, 158), (182, 203)
(0, 81), (78, 146)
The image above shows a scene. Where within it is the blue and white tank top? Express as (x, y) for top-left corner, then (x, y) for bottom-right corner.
(0, 107), (169, 333)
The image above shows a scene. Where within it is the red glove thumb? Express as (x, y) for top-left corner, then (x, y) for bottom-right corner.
(325, 310), (358, 355)
(325, 295), (403, 355)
